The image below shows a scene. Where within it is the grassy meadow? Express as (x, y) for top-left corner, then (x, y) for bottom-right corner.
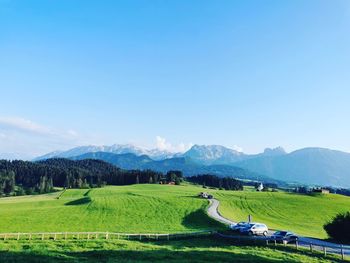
(214, 188), (350, 238)
(0, 184), (222, 233)
(0, 238), (344, 263)
(1, 184), (350, 262)
(0, 183), (349, 239)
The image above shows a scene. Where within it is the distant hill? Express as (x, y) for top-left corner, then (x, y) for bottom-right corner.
(72, 152), (154, 170)
(72, 152), (275, 183)
(234, 148), (350, 188)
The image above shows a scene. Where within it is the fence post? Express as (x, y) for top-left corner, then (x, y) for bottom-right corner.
(296, 240), (298, 250)
(65, 232), (67, 240)
(54, 233), (57, 241)
(17, 233), (20, 241)
(309, 243), (313, 252)
(29, 234), (32, 240)
(139, 234), (142, 241)
(323, 246), (326, 256)
(4, 234), (6, 241)
(266, 239), (269, 246)
(42, 234), (44, 240)
(106, 232), (109, 240)
(167, 234), (170, 241)
(87, 233), (90, 240)
(341, 245), (344, 260)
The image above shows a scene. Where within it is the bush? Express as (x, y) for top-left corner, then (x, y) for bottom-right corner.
(324, 212), (350, 242)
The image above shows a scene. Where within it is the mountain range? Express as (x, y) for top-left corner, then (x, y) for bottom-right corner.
(34, 144), (178, 161)
(70, 152), (270, 182)
(34, 144), (350, 188)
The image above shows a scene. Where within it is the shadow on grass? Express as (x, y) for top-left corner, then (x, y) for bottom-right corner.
(65, 197), (91, 206)
(181, 209), (225, 231)
(0, 237), (345, 263)
(83, 189), (92, 196)
(0, 248), (313, 263)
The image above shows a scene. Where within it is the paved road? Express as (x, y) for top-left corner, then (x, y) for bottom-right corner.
(207, 198), (350, 255)
(207, 199), (235, 225)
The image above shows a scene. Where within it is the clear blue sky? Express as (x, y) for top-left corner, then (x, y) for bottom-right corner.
(1, 0), (350, 158)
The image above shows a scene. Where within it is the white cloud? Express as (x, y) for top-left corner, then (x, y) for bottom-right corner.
(0, 116), (52, 135)
(67, 129), (78, 137)
(0, 116), (86, 159)
(156, 136), (193, 153)
(0, 116), (80, 140)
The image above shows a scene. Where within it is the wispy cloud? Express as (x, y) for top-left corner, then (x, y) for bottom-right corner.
(0, 116), (52, 135)
(156, 136), (193, 153)
(0, 116), (79, 140)
(0, 116), (83, 159)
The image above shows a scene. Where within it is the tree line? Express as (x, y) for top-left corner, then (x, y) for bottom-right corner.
(187, 174), (243, 191)
(0, 159), (183, 197)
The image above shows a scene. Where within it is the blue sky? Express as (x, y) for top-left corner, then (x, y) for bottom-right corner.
(1, 0), (350, 158)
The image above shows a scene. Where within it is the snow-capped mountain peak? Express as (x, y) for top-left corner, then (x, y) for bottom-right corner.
(33, 144), (179, 161)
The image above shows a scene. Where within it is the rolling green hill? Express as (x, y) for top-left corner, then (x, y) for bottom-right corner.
(0, 184), (349, 239)
(0, 184), (349, 262)
(214, 189), (350, 238)
(0, 184), (222, 233)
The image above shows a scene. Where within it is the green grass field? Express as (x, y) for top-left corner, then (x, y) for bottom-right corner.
(0, 238), (343, 263)
(214, 189), (350, 238)
(0, 184), (222, 233)
(1, 184), (349, 262)
(1, 184), (349, 239)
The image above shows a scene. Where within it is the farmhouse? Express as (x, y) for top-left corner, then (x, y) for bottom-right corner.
(313, 188), (330, 194)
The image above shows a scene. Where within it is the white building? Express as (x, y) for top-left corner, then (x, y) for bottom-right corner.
(257, 183), (264, 191)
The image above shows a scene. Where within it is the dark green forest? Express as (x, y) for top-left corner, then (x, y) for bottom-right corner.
(0, 159), (183, 197)
(187, 174), (243, 190)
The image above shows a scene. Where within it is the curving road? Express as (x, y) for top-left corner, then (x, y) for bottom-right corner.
(207, 198), (350, 255)
(207, 199), (236, 225)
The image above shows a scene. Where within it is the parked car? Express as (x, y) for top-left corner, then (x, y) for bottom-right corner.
(229, 222), (250, 232)
(270, 231), (298, 243)
(207, 194), (213, 199)
(240, 223), (268, 236)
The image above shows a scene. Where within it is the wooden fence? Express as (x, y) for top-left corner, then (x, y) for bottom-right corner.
(0, 230), (215, 242)
(1, 230), (348, 261)
(217, 233), (350, 261)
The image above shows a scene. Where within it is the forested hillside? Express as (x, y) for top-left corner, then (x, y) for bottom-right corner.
(0, 159), (182, 197)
